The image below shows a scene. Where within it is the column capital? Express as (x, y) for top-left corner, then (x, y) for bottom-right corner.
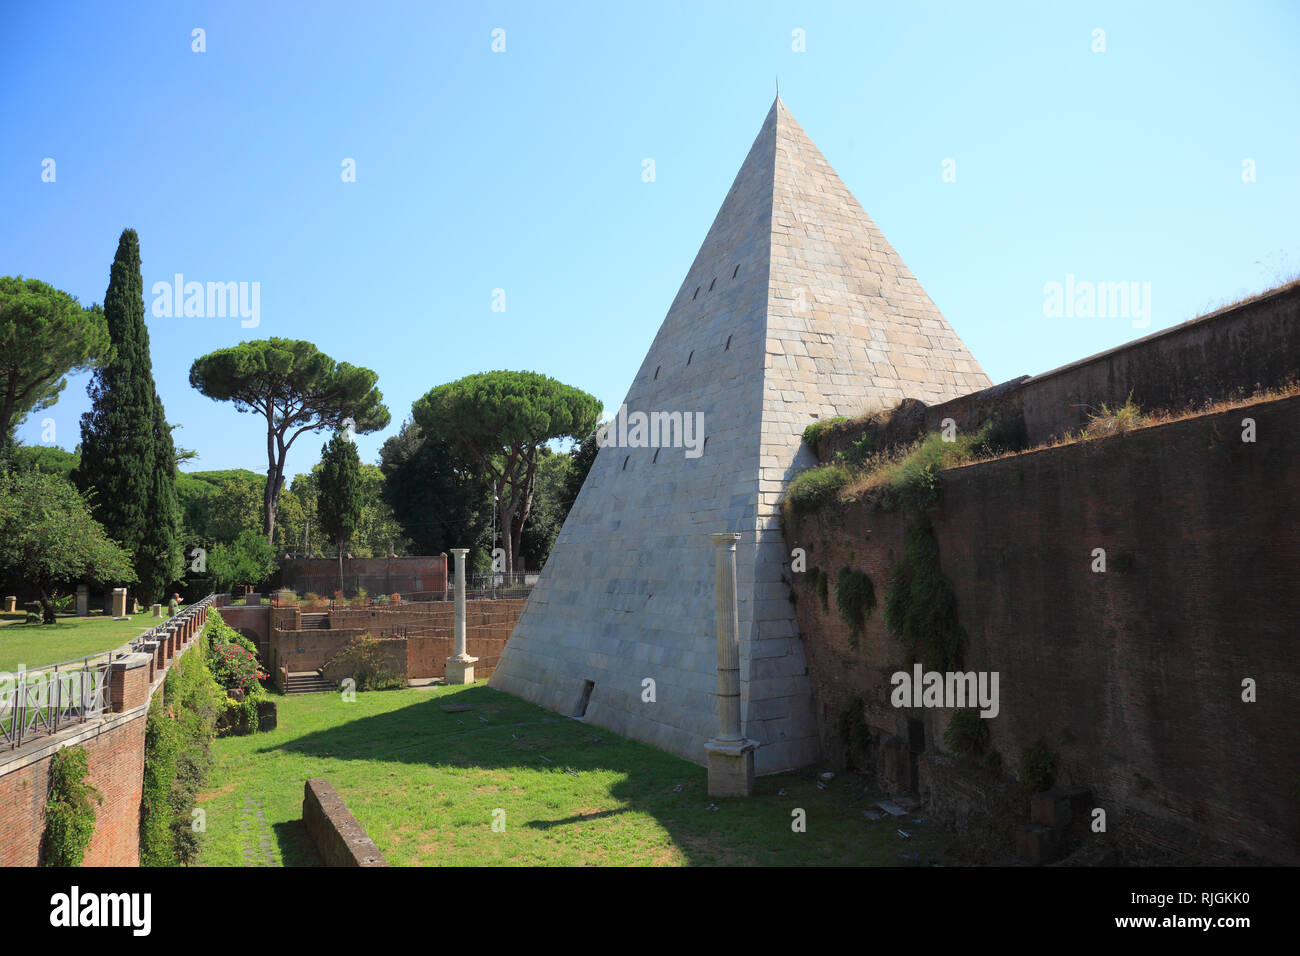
(450, 548), (469, 558)
(710, 531), (741, 551)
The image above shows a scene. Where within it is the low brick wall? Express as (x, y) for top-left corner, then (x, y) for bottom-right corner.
(302, 778), (387, 866)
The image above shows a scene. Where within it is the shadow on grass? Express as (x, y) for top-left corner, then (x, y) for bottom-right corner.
(271, 819), (321, 867)
(252, 684), (950, 866)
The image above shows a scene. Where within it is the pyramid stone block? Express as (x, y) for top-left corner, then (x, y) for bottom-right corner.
(490, 97), (991, 773)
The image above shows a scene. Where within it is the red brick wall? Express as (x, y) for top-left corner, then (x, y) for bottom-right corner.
(789, 395), (1300, 864)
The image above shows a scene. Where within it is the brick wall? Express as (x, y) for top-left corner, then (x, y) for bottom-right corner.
(815, 280), (1300, 460)
(789, 395), (1300, 864)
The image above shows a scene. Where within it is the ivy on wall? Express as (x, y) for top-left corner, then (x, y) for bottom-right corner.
(42, 745), (101, 866)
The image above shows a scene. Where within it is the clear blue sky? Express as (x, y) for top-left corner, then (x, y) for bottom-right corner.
(3, 1), (1297, 481)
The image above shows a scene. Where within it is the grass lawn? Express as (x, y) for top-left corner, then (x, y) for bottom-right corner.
(196, 683), (951, 866)
(0, 612), (161, 671)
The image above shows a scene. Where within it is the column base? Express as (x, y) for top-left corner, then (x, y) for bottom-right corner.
(705, 737), (759, 797)
(445, 655), (479, 685)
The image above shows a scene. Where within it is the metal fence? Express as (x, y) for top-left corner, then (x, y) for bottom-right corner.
(0, 594), (216, 752)
(306, 573), (535, 611)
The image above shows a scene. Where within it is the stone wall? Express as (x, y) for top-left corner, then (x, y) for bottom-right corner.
(788, 395), (1300, 864)
(302, 778), (387, 866)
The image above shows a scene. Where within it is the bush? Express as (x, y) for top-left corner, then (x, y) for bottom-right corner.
(834, 566), (876, 649)
(883, 521), (966, 673)
(43, 745), (101, 866)
(944, 708), (991, 759)
(204, 610), (268, 734)
(802, 416), (849, 448)
(321, 633), (405, 691)
(141, 640), (222, 865)
(1018, 739), (1055, 794)
(784, 464), (851, 519)
(836, 696), (871, 768)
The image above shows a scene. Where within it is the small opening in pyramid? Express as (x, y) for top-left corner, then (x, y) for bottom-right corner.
(654, 365), (660, 380)
(652, 448), (659, 464)
(622, 455), (629, 471)
(687, 350), (694, 365)
(725, 335), (732, 351)
(732, 264), (739, 279)
(709, 277), (716, 291)
(575, 680), (595, 718)
(693, 286), (699, 300)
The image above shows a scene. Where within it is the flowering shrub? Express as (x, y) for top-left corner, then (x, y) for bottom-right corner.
(209, 640), (266, 694)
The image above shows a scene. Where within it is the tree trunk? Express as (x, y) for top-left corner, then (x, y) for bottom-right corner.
(37, 585), (56, 625)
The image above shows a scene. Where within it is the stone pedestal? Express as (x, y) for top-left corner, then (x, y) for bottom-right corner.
(445, 548), (477, 684)
(705, 737), (759, 797)
(3, 596), (15, 613)
(76, 584), (89, 616)
(245, 591), (260, 606)
(151, 603), (162, 617)
(111, 587), (128, 620)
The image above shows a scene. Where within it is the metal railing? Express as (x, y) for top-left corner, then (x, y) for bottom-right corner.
(0, 594), (217, 752)
(318, 574), (535, 611)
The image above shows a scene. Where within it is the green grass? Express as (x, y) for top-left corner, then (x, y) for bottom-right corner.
(196, 684), (951, 867)
(0, 613), (162, 671)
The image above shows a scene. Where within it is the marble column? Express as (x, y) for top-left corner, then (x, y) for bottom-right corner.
(705, 532), (758, 797)
(445, 548), (477, 684)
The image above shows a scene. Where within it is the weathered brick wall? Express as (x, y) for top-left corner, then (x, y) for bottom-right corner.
(272, 601), (525, 678)
(275, 556), (447, 598)
(790, 395), (1300, 864)
(302, 778), (387, 866)
(816, 281), (1300, 461)
(0, 715), (147, 867)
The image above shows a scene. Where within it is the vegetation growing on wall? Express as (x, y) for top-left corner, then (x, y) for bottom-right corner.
(801, 416), (849, 448)
(836, 695), (871, 768)
(883, 522), (966, 672)
(834, 566), (876, 649)
(141, 639), (223, 865)
(943, 708), (1000, 768)
(1018, 739), (1055, 794)
(42, 745), (101, 866)
(784, 464), (851, 520)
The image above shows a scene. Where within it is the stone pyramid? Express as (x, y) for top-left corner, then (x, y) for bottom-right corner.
(490, 97), (991, 773)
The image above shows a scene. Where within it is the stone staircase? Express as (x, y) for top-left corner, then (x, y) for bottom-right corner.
(284, 671), (337, 695)
(300, 613), (330, 629)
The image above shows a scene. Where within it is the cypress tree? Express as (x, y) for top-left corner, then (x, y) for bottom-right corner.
(74, 229), (183, 603)
(317, 432), (363, 594)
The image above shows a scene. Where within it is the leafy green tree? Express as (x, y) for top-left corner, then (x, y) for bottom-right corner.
(188, 338), (390, 546)
(555, 423), (603, 521)
(72, 229), (183, 603)
(379, 419), (492, 569)
(0, 276), (109, 459)
(317, 432), (363, 592)
(0, 470), (136, 623)
(9, 444), (79, 480)
(207, 529), (278, 592)
(412, 371), (600, 575)
(520, 447), (574, 571)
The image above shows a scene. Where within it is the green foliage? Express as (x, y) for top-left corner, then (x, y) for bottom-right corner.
(0, 470), (135, 622)
(555, 424), (602, 517)
(943, 708), (992, 759)
(883, 521), (966, 672)
(379, 419), (492, 567)
(72, 230), (183, 603)
(1081, 393), (1143, 440)
(321, 633), (405, 691)
(0, 276), (109, 453)
(834, 566), (876, 649)
(802, 416), (848, 448)
(141, 638), (222, 865)
(317, 432), (363, 552)
(836, 696), (871, 767)
(204, 610), (268, 735)
(189, 337), (390, 543)
(9, 444), (79, 480)
(412, 369), (601, 575)
(784, 464), (851, 519)
(42, 745), (101, 866)
(207, 529), (277, 591)
(1018, 739), (1055, 794)
(520, 446), (576, 571)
